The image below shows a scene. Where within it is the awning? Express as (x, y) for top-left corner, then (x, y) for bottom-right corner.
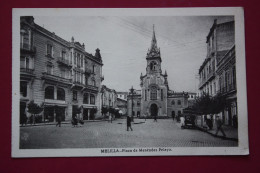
(82, 104), (97, 109)
(44, 103), (68, 107)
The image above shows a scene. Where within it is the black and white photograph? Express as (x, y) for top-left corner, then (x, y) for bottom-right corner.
(12, 8), (248, 157)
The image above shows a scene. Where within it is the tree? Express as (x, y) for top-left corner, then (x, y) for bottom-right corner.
(27, 101), (43, 124)
(101, 107), (108, 116)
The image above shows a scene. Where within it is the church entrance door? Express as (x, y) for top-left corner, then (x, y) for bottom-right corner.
(150, 104), (158, 117)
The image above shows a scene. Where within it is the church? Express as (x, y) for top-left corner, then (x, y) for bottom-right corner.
(127, 26), (189, 118)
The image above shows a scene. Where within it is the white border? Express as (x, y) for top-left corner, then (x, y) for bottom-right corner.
(12, 7), (249, 157)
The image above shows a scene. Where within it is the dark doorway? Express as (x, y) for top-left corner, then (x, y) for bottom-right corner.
(44, 106), (54, 122)
(150, 104), (158, 117)
(83, 108), (89, 120)
(55, 107), (65, 121)
(72, 105), (78, 119)
(20, 102), (27, 124)
(228, 106), (232, 126)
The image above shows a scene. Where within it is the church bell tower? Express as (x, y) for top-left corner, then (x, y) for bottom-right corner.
(146, 25), (162, 75)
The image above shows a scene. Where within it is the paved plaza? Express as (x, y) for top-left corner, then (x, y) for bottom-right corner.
(20, 119), (238, 149)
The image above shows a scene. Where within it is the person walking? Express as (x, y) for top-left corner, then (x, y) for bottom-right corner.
(172, 114), (175, 122)
(127, 115), (133, 131)
(215, 116), (226, 137)
(56, 114), (61, 127)
(154, 115), (157, 122)
(108, 114), (112, 123)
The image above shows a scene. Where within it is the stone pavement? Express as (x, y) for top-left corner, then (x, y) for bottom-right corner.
(20, 119), (238, 149)
(195, 123), (238, 141)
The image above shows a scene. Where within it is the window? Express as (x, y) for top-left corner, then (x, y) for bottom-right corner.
(45, 86), (54, 99)
(61, 51), (66, 60)
(73, 91), (77, 101)
(83, 93), (89, 104)
(57, 88), (65, 100)
(90, 94), (95, 104)
(137, 101), (140, 106)
(20, 81), (27, 97)
(20, 57), (30, 69)
(171, 100), (175, 105)
(47, 44), (53, 57)
(92, 65), (95, 73)
(60, 69), (65, 78)
(92, 78), (96, 86)
(177, 100), (181, 105)
(85, 76), (88, 85)
(21, 28), (30, 49)
(150, 61), (157, 71)
(178, 111), (181, 115)
(145, 90), (147, 101)
(46, 64), (53, 75)
(161, 89), (163, 101)
(150, 86), (157, 100)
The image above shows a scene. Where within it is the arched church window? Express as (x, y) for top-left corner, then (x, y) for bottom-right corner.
(150, 61), (157, 71)
(150, 86), (157, 100)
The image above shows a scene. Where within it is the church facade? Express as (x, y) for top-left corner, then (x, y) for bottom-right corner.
(127, 27), (189, 118)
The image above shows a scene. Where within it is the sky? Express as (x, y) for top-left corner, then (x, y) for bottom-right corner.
(34, 15), (234, 93)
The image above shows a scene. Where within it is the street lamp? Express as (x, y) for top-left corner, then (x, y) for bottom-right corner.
(130, 86), (134, 122)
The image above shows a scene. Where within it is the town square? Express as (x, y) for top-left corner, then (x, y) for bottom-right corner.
(17, 13), (240, 150)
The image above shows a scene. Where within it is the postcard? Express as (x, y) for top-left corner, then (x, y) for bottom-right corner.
(12, 7), (248, 157)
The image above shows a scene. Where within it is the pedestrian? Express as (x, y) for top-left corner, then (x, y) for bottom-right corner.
(172, 114), (175, 122)
(215, 116), (226, 137)
(154, 115), (157, 122)
(127, 115), (133, 131)
(71, 115), (78, 127)
(56, 114), (61, 127)
(108, 114), (112, 123)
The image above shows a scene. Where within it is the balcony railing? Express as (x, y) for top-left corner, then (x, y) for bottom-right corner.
(20, 43), (36, 53)
(217, 83), (236, 95)
(42, 72), (72, 84)
(85, 68), (93, 75)
(57, 57), (72, 67)
(20, 67), (34, 74)
(199, 71), (215, 89)
(85, 84), (98, 91)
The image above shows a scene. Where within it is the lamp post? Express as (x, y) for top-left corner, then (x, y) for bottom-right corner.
(130, 86), (134, 122)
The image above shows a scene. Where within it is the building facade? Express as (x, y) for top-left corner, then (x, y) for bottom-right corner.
(127, 27), (188, 118)
(198, 19), (236, 126)
(101, 85), (117, 109)
(20, 16), (103, 123)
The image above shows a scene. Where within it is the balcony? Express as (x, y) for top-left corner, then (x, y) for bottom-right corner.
(217, 83), (236, 95)
(20, 67), (35, 79)
(85, 84), (98, 92)
(20, 43), (36, 54)
(42, 72), (72, 85)
(57, 57), (72, 68)
(85, 68), (93, 75)
(72, 81), (85, 89)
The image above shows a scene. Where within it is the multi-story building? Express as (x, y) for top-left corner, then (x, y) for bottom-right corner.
(216, 45), (237, 126)
(116, 92), (128, 101)
(101, 85), (117, 109)
(127, 26), (189, 118)
(198, 19), (236, 126)
(20, 16), (103, 123)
